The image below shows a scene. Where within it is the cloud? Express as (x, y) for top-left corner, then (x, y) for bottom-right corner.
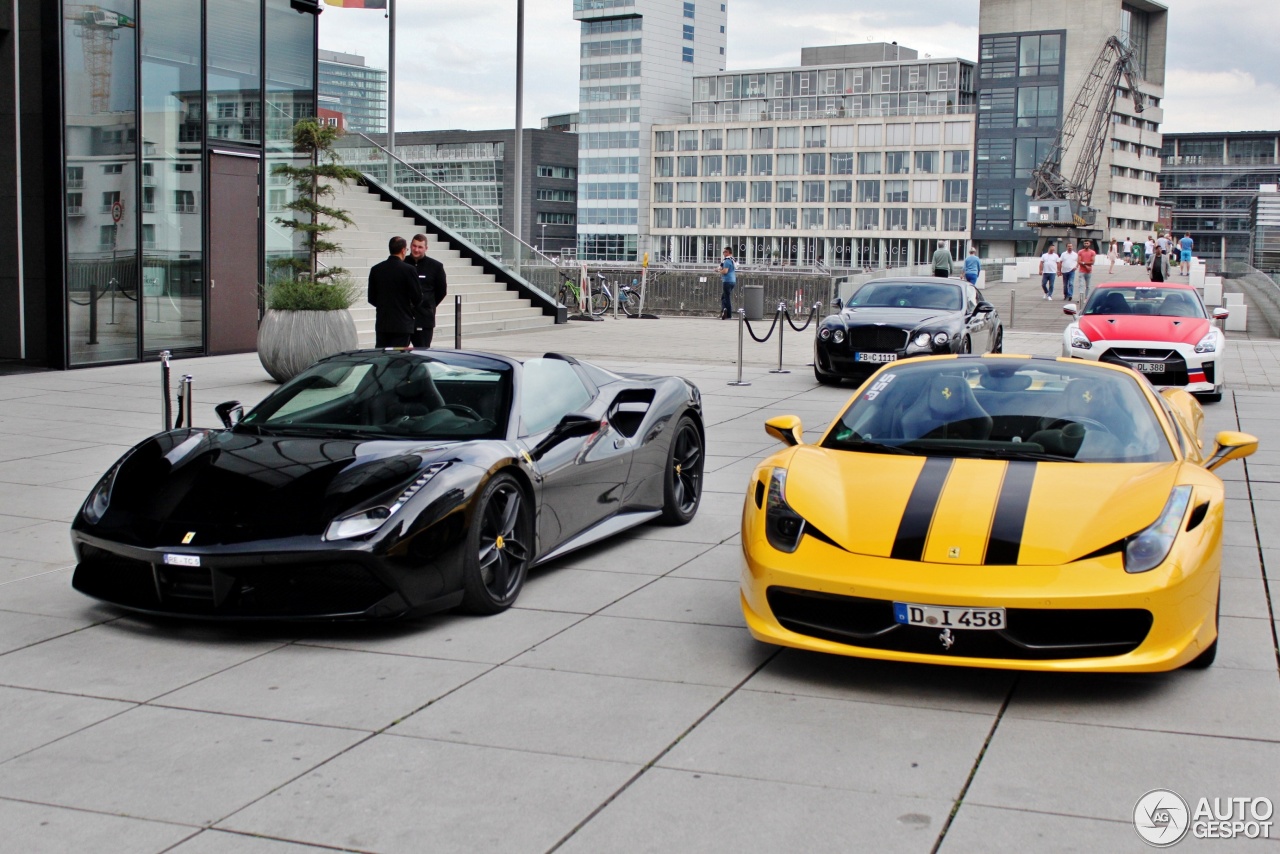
(1160, 68), (1280, 134)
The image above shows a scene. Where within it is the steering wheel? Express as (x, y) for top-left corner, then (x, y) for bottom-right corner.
(442, 404), (483, 420)
(1047, 416), (1114, 435)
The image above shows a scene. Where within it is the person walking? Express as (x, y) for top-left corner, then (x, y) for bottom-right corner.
(1149, 247), (1169, 282)
(1179, 232), (1195, 275)
(1143, 236), (1156, 270)
(406, 233), (448, 348)
(717, 246), (737, 319)
(931, 240), (953, 277)
(1039, 243), (1060, 300)
(368, 235), (422, 348)
(1156, 233), (1171, 256)
(1123, 236), (1134, 263)
(1107, 238), (1119, 274)
(963, 247), (981, 285)
(1077, 239), (1097, 305)
(1060, 242), (1079, 301)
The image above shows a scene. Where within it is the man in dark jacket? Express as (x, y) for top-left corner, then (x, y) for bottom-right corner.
(367, 235), (422, 348)
(407, 233), (448, 347)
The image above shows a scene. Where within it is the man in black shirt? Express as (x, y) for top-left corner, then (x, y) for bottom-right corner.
(367, 235), (422, 348)
(407, 233), (448, 348)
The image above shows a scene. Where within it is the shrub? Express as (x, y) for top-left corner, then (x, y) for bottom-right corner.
(266, 277), (357, 312)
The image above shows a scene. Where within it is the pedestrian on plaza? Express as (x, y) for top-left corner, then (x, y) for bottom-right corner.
(1144, 236), (1156, 270)
(1179, 232), (1195, 275)
(1150, 246), (1169, 282)
(1107, 238), (1119, 274)
(932, 240), (954, 278)
(1157, 233), (1171, 255)
(963, 247), (981, 285)
(717, 246), (737, 319)
(1039, 243), (1060, 300)
(1123, 236), (1134, 263)
(368, 235), (423, 348)
(1077, 239), (1097, 305)
(1060, 243), (1079, 301)
(406, 233), (448, 348)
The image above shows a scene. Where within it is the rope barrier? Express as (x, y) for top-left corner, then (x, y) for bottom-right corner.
(742, 307), (781, 343)
(784, 302), (821, 333)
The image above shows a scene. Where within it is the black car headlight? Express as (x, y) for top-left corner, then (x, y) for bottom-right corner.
(764, 467), (807, 553)
(907, 331), (949, 352)
(324, 462), (450, 542)
(82, 453), (133, 525)
(1124, 486), (1192, 573)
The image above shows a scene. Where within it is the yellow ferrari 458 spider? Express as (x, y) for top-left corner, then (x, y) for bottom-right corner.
(740, 354), (1257, 672)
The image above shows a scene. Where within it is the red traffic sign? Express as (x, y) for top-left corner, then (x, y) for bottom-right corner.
(111, 201), (124, 223)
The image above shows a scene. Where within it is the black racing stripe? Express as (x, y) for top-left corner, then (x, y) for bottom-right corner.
(985, 461), (1038, 565)
(890, 458), (953, 561)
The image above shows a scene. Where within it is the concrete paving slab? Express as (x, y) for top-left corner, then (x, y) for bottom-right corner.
(549, 537), (712, 575)
(667, 542), (745, 582)
(658, 689), (995, 800)
(167, 830), (336, 853)
(217, 734), (638, 854)
(515, 566), (655, 614)
(0, 798), (197, 854)
(153, 644), (489, 732)
(392, 664), (724, 764)
(510, 614), (773, 687)
(0, 567), (116, 620)
(0, 684), (132, 762)
(939, 804), (1133, 854)
(558, 767), (949, 854)
(0, 705), (365, 826)
(1220, 544), (1263, 579)
(0, 483), (93, 524)
(1215, 616), (1279, 672)
(0, 610), (88, 656)
(598, 576), (745, 628)
(0, 556), (76, 585)
(1221, 575), (1272, 619)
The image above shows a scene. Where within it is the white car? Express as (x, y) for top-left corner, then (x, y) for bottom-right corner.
(1061, 282), (1230, 402)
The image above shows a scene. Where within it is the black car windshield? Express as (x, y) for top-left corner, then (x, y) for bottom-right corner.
(1083, 286), (1206, 318)
(849, 281), (963, 311)
(823, 359), (1175, 463)
(241, 352), (512, 440)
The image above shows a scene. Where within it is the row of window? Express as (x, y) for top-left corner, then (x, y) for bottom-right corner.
(581, 17), (641, 35)
(1110, 165), (1159, 182)
(977, 86), (1059, 129)
(655, 121), (972, 152)
(581, 157), (639, 175)
(1108, 192), (1157, 207)
(978, 33), (1062, 79)
(537, 165), (578, 179)
(693, 93), (971, 123)
(578, 207), (638, 225)
(581, 182), (638, 200)
(1112, 140), (1161, 158)
(1112, 113), (1160, 133)
(655, 150), (971, 178)
(694, 63), (964, 101)
(579, 107), (640, 123)
(652, 207), (969, 231)
(654, 179), (969, 204)
(537, 212), (577, 225)
(536, 188), (578, 202)
(581, 38), (641, 58)
(579, 131), (640, 150)
(581, 84), (641, 103)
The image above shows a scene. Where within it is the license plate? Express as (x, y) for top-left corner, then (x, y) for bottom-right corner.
(1131, 362), (1166, 373)
(163, 554), (201, 567)
(855, 352), (898, 363)
(893, 602), (1005, 630)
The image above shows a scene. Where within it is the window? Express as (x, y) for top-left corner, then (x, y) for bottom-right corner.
(914, 151), (938, 174)
(678, 130), (698, 151)
(1015, 137), (1054, 178)
(682, 47), (694, 63)
(581, 157), (637, 174)
(726, 208), (747, 229)
(885, 180), (909, 203)
(776, 181), (798, 203)
(943, 208), (967, 231)
(802, 208), (824, 229)
(683, 24), (694, 40)
(856, 208), (879, 230)
(536, 212), (577, 225)
(830, 125), (854, 147)
(975, 138), (1013, 179)
(725, 181), (746, 202)
(752, 127), (773, 149)
(537, 164), (577, 179)
(726, 128), (749, 149)
(915, 123), (940, 145)
(776, 126), (800, 148)
(804, 125), (826, 148)
(726, 154), (747, 176)
(677, 208), (697, 228)
(521, 359), (593, 436)
(912, 180), (939, 202)
(654, 131), (674, 152)
(944, 121), (971, 144)
(886, 123), (910, 145)
(654, 182), (673, 203)
(1019, 33), (1061, 76)
(944, 150), (970, 174)
(857, 180), (880, 203)
(580, 131), (640, 149)
(978, 88), (1015, 129)
(827, 152), (852, 175)
(857, 124), (882, 146)
(172, 190), (196, 213)
(829, 180), (852, 203)
(103, 164), (124, 174)
(703, 129), (723, 150)
(702, 182), (722, 203)
(678, 156), (698, 177)
(913, 208), (938, 231)
(537, 188), (579, 202)
(776, 153), (799, 175)
(886, 151), (910, 174)
(654, 157), (673, 177)
(701, 154), (723, 175)
(884, 208), (908, 230)
(751, 154), (773, 175)
(1017, 86), (1059, 127)
(943, 179), (969, 203)
(858, 152), (882, 174)
(677, 182), (697, 202)
(99, 224), (117, 248)
(701, 208), (721, 228)
(684, 1), (695, 17)
(803, 181), (825, 203)
(803, 153), (826, 175)
(829, 208), (852, 229)
(653, 207), (672, 228)
(750, 207), (771, 229)
(777, 208), (797, 229)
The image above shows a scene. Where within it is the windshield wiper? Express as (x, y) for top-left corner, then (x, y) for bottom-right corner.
(897, 440), (1081, 462)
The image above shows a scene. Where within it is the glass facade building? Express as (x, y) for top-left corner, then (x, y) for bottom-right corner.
(2, 0), (318, 368)
(317, 49), (387, 134)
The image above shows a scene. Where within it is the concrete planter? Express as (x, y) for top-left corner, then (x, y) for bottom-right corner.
(257, 309), (358, 383)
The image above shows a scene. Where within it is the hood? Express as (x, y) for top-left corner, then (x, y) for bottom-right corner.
(838, 307), (955, 328)
(783, 446), (1178, 566)
(101, 429), (464, 544)
(1079, 315), (1209, 346)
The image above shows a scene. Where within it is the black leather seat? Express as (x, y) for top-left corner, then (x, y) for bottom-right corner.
(900, 373), (993, 441)
(1097, 292), (1130, 315)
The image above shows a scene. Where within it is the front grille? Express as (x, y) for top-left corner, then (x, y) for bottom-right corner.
(847, 327), (909, 352)
(229, 564), (392, 616)
(1099, 348), (1189, 386)
(766, 587), (1153, 660)
(1201, 361), (1215, 383)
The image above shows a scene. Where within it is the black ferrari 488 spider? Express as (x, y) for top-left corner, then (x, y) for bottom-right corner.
(71, 349), (704, 619)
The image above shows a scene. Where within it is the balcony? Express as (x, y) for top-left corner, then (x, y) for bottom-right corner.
(66, 206), (85, 217)
(66, 178), (84, 189)
(171, 204), (199, 214)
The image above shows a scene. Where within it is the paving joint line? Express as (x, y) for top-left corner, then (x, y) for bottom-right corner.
(1235, 393), (1280, 675)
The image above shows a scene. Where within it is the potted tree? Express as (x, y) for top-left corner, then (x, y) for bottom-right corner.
(257, 119), (363, 383)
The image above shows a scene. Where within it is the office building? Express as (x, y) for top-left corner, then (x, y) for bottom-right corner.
(649, 44), (977, 269)
(574, 0), (728, 261)
(318, 48), (387, 134)
(973, 0), (1167, 255)
(1158, 131), (1280, 270)
(340, 129), (580, 257)
(1, 0), (319, 369)
(1255, 185), (1280, 274)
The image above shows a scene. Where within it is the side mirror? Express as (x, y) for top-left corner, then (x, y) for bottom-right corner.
(1212, 307), (1229, 320)
(976, 301), (994, 313)
(531, 413), (602, 461)
(214, 400), (243, 429)
(832, 297), (844, 310)
(765, 415), (803, 447)
(1205, 430), (1257, 472)
(1063, 303), (1078, 316)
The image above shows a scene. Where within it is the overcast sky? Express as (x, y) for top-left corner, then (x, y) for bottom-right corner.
(319, 0), (1278, 135)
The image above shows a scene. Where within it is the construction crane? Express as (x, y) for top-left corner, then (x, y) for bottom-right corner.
(66, 5), (136, 114)
(1026, 35), (1146, 239)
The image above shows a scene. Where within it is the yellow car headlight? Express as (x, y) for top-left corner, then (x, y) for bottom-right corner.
(1124, 486), (1192, 573)
(765, 468), (807, 553)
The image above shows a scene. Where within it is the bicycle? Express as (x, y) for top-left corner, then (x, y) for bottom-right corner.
(594, 272), (641, 317)
(556, 277), (609, 316)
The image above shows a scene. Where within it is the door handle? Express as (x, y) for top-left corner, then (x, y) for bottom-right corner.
(211, 278), (215, 289)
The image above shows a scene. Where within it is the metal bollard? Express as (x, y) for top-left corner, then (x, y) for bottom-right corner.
(454, 294), (462, 349)
(727, 308), (751, 387)
(769, 301), (790, 374)
(1009, 289), (1016, 329)
(160, 350), (172, 431)
(88, 280), (99, 345)
(179, 375), (193, 429)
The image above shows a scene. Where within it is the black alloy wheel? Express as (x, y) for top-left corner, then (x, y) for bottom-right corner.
(661, 414), (704, 525)
(960, 336), (972, 354)
(992, 328), (1003, 354)
(460, 473), (533, 614)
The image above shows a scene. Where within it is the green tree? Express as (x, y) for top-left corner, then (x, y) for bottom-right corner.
(271, 119), (362, 282)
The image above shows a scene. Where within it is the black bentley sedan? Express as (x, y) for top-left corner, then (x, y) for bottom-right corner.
(813, 278), (1004, 385)
(71, 349), (704, 620)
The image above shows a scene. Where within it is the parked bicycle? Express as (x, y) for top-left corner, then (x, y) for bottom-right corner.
(556, 277), (608, 316)
(555, 274), (641, 317)
(595, 272), (642, 317)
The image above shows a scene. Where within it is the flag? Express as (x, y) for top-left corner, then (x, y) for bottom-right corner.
(324, 0), (388, 8)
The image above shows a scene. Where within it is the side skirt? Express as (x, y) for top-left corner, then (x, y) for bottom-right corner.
(534, 510), (663, 566)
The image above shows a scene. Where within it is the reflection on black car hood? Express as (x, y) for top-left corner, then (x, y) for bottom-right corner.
(101, 429), (465, 544)
(838, 306), (955, 327)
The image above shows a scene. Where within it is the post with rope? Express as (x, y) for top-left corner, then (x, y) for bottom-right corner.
(454, 294), (462, 349)
(159, 350), (172, 431)
(769, 301), (789, 374)
(727, 308), (751, 387)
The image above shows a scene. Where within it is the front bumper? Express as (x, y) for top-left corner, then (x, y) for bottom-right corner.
(1065, 337), (1222, 394)
(740, 517), (1219, 673)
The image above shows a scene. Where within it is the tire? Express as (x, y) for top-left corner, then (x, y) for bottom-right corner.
(814, 365), (839, 386)
(991, 328), (1003, 354)
(1183, 585), (1219, 669)
(459, 472), (533, 614)
(660, 414), (704, 525)
(960, 336), (972, 354)
(622, 291), (642, 317)
(590, 294), (610, 316)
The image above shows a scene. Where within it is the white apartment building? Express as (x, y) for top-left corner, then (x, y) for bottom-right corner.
(649, 45), (977, 269)
(574, 0), (728, 261)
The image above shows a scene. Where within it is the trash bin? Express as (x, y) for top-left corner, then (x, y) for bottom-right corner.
(743, 283), (764, 321)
